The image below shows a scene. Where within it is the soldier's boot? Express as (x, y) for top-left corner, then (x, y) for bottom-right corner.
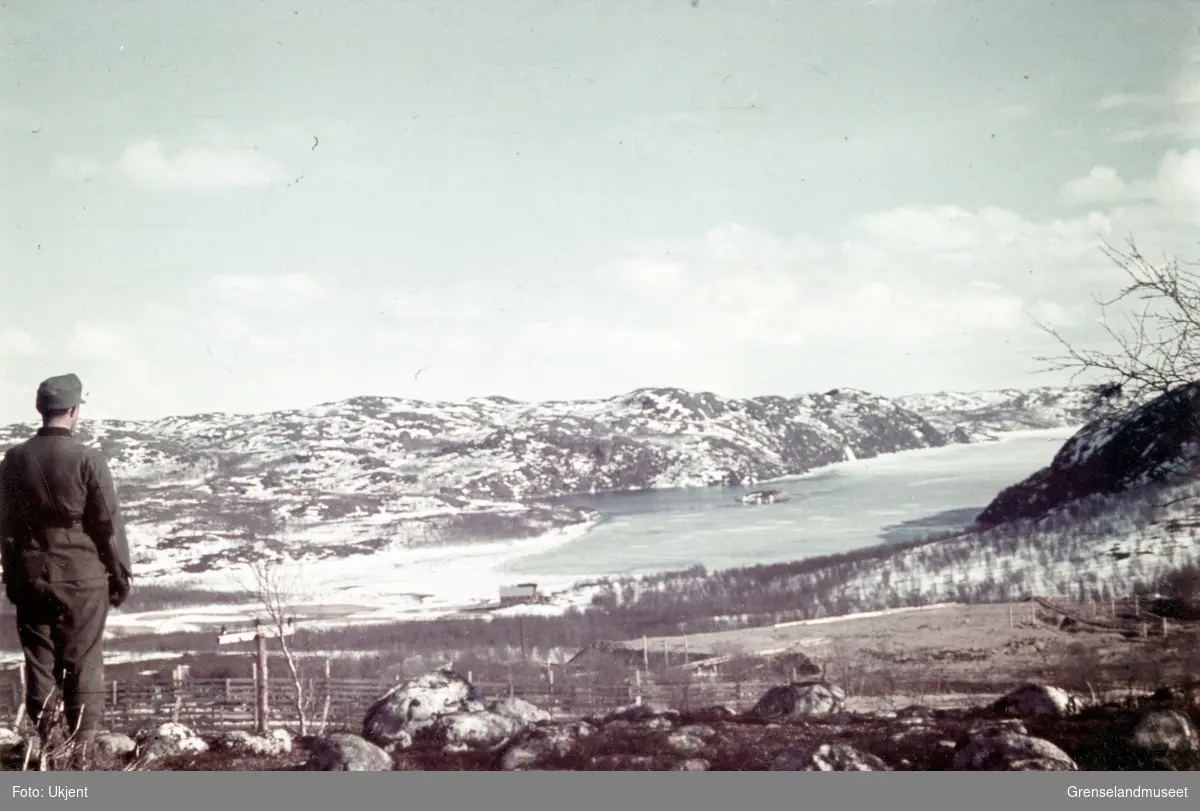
(65, 730), (97, 771)
(17, 701), (56, 770)
(61, 691), (104, 770)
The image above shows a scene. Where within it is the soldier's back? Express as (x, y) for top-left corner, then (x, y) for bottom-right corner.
(6, 431), (93, 517)
(2, 429), (110, 583)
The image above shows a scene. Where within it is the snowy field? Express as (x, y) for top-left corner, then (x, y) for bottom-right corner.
(93, 427), (1079, 638)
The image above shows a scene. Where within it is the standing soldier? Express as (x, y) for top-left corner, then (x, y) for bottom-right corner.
(0, 373), (132, 764)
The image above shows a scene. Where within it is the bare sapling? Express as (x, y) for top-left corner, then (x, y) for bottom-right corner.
(241, 551), (314, 737)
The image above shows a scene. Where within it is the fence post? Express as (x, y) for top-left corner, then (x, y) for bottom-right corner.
(255, 629), (269, 734)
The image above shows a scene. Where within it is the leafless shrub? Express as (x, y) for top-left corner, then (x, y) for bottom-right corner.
(238, 550), (321, 736)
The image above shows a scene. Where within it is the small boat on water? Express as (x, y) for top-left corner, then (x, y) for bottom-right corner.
(738, 488), (791, 505)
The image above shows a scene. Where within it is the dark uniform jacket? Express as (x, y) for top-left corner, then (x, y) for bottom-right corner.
(0, 427), (133, 588)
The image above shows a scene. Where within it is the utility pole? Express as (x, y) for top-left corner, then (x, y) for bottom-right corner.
(519, 616), (527, 663)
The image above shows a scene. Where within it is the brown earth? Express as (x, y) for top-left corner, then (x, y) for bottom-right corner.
(3, 600), (1198, 772)
(636, 601), (1200, 704)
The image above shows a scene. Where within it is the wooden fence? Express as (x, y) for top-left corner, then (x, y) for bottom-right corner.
(0, 676), (782, 733)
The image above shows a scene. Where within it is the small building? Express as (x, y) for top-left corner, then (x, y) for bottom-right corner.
(499, 583), (542, 607)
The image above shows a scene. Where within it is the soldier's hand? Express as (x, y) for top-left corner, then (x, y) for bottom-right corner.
(108, 572), (131, 608)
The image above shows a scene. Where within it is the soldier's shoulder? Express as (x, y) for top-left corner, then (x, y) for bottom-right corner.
(77, 441), (109, 463)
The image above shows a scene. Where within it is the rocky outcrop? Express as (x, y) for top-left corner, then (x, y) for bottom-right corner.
(770, 742), (890, 771)
(2, 672), (1196, 772)
(0, 727), (23, 758)
(361, 669), (479, 750)
(210, 729), (293, 757)
(500, 721), (598, 771)
(992, 684), (1080, 717)
(952, 728), (1078, 770)
(977, 384), (1200, 527)
(94, 732), (136, 757)
(1130, 709), (1199, 753)
(134, 722), (209, 762)
(749, 681), (847, 719)
(305, 733), (392, 771)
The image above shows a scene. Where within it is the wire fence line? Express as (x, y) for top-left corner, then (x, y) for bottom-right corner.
(0, 676), (796, 733)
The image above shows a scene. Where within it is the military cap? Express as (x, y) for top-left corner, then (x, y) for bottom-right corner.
(36, 373), (86, 412)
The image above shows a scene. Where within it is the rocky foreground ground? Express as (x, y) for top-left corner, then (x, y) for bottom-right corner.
(1, 671), (1198, 772)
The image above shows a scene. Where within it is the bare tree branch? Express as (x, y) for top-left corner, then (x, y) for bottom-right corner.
(1032, 236), (1200, 426)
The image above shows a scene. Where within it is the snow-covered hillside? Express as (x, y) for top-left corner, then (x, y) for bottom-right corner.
(977, 383), (1200, 528)
(896, 385), (1101, 442)
(0, 386), (977, 579)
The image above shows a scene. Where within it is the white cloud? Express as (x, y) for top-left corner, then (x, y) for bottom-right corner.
(49, 119), (344, 193)
(0, 328), (42, 359)
(50, 155), (107, 181)
(1094, 44), (1200, 142)
(1152, 148), (1200, 205)
(115, 141), (288, 192)
(606, 257), (689, 292)
(68, 323), (135, 361)
(994, 104), (1034, 122)
(1092, 92), (1163, 111)
(594, 218), (1050, 352)
(208, 272), (327, 311)
(21, 323), (166, 419)
(0, 104), (40, 131)
(11, 149), (1200, 418)
(1062, 149), (1200, 213)
(1062, 166), (1129, 206)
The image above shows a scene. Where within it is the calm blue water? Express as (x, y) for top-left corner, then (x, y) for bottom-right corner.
(501, 428), (1075, 579)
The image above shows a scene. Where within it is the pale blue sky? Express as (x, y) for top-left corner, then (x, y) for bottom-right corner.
(3, 0), (1200, 421)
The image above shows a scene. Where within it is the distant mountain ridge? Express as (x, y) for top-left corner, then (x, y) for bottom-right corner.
(895, 385), (1100, 442)
(0, 384), (1091, 579)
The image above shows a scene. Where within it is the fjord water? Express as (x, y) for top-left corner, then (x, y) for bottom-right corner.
(502, 428), (1078, 580)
